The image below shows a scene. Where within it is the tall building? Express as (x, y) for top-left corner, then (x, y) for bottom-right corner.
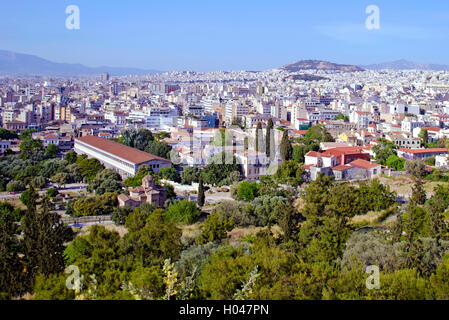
(101, 72), (110, 82)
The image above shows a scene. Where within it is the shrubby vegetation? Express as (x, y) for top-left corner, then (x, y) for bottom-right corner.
(3, 139), (449, 301)
(68, 192), (118, 217)
(119, 128), (172, 159)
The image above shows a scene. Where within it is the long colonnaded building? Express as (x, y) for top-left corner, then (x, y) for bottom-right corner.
(74, 135), (172, 178)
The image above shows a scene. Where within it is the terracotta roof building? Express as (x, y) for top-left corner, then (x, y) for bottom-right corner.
(74, 135), (172, 178)
(397, 148), (448, 160)
(118, 175), (167, 208)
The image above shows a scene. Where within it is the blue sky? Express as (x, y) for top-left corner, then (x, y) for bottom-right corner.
(1, 0), (448, 71)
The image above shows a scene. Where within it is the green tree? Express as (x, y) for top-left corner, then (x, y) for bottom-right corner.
(431, 254), (449, 299)
(6, 180), (26, 192)
(71, 192), (118, 217)
(122, 209), (182, 266)
(64, 151), (78, 164)
(385, 155), (405, 171)
(181, 166), (201, 185)
(124, 165), (155, 188)
(255, 122), (262, 153)
(280, 130), (293, 161)
(20, 188), (33, 206)
(334, 113), (349, 122)
(44, 144), (59, 158)
(77, 158), (105, 183)
(88, 169), (123, 195)
(198, 175), (205, 207)
(111, 206), (132, 225)
(305, 125), (334, 143)
(0, 128), (18, 140)
(22, 191), (73, 289)
(196, 213), (234, 245)
(202, 152), (241, 186)
(165, 199), (201, 224)
(419, 129), (429, 147)
(19, 138), (44, 161)
(19, 129), (37, 141)
(275, 160), (304, 187)
(292, 143), (319, 165)
(237, 181), (259, 201)
(405, 160), (427, 206)
(31, 176), (47, 189)
(159, 167), (180, 183)
(266, 118), (273, 160)
(366, 268), (432, 300)
(33, 273), (75, 300)
(51, 172), (69, 189)
(372, 138), (399, 165)
(46, 188), (59, 198)
(0, 205), (25, 298)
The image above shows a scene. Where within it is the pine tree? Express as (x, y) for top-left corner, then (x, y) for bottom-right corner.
(266, 118), (273, 159)
(0, 208), (25, 298)
(22, 191), (73, 288)
(280, 130), (292, 161)
(410, 176), (426, 206)
(198, 175), (205, 207)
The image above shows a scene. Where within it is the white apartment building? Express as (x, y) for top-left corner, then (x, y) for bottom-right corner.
(350, 110), (371, 129)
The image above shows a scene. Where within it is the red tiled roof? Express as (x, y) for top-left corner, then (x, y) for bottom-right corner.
(332, 165), (350, 171)
(349, 159), (379, 170)
(421, 127), (441, 132)
(44, 134), (59, 139)
(398, 148), (448, 154)
(305, 151), (334, 158)
(324, 147), (365, 157)
(75, 135), (171, 165)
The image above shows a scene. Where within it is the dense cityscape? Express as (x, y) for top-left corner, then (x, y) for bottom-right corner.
(1, 1), (449, 307)
(1, 60), (449, 301)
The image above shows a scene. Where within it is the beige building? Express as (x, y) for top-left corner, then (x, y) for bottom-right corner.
(74, 135), (172, 178)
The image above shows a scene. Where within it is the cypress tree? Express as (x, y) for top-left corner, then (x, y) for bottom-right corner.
(255, 122), (262, 153)
(266, 118), (273, 159)
(198, 175), (205, 207)
(280, 130), (293, 161)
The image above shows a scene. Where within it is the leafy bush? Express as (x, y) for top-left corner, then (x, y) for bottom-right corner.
(71, 192), (118, 217)
(196, 213), (234, 245)
(213, 200), (256, 227)
(165, 199), (201, 224)
(6, 181), (26, 192)
(180, 166), (201, 185)
(47, 188), (59, 198)
(237, 181), (259, 201)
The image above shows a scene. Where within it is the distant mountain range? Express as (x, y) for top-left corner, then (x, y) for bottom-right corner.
(1, 50), (448, 76)
(361, 59), (449, 71)
(0, 50), (162, 77)
(281, 60), (364, 72)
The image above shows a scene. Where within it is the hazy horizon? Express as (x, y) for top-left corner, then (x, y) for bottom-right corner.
(1, 0), (449, 72)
